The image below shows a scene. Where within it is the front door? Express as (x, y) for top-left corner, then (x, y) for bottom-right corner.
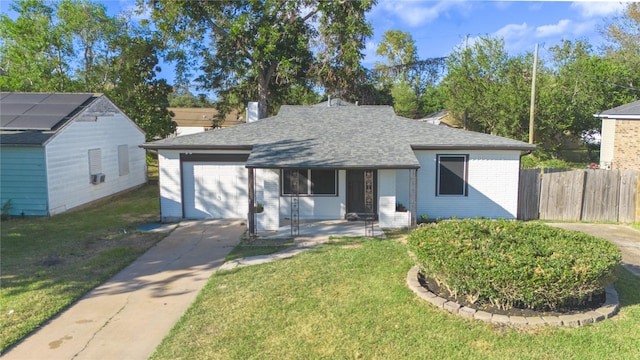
(346, 169), (377, 215)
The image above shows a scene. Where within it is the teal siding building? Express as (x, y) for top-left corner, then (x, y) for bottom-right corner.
(0, 146), (48, 216)
(1, 92), (147, 217)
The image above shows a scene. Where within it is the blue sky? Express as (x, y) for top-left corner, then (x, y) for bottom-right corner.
(364, 0), (628, 65)
(1, 0), (630, 84)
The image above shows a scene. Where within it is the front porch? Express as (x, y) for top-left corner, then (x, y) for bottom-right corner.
(248, 168), (418, 237)
(257, 219), (385, 241)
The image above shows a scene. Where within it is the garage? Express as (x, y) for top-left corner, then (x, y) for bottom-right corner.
(182, 160), (248, 219)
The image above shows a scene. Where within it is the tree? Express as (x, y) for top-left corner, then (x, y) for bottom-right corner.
(168, 88), (215, 108)
(443, 36), (532, 140)
(0, 0), (73, 91)
(374, 30), (445, 118)
(376, 30), (417, 83)
(603, 2), (640, 82)
(0, 0), (175, 140)
(144, 0), (375, 118)
(105, 36), (175, 140)
(540, 39), (637, 156)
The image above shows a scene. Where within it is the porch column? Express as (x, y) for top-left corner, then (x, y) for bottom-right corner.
(248, 167), (256, 238)
(411, 168), (418, 229)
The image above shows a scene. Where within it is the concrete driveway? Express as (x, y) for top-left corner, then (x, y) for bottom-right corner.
(548, 223), (640, 277)
(3, 219), (244, 360)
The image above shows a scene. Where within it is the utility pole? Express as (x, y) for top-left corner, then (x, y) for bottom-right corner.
(463, 34), (469, 130)
(529, 43), (538, 144)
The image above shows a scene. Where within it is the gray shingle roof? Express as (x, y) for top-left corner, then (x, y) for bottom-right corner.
(595, 100), (640, 118)
(144, 104), (535, 168)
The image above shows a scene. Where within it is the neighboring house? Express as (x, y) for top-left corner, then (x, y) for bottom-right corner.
(169, 107), (243, 137)
(417, 110), (457, 127)
(142, 101), (535, 234)
(595, 100), (640, 170)
(0, 92), (147, 216)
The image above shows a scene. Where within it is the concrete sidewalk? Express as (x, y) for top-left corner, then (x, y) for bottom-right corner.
(3, 220), (244, 360)
(548, 223), (640, 277)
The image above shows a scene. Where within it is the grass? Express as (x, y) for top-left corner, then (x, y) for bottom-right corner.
(225, 237), (296, 261)
(151, 238), (640, 360)
(0, 184), (164, 352)
(631, 223), (640, 231)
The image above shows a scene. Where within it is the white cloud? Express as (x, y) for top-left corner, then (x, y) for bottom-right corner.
(572, 19), (598, 36)
(494, 22), (531, 40)
(454, 23), (532, 54)
(377, 0), (469, 27)
(536, 19), (572, 38)
(570, 1), (626, 18)
(494, 2), (512, 11)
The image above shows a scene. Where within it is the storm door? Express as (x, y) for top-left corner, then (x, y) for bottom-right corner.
(346, 169), (377, 215)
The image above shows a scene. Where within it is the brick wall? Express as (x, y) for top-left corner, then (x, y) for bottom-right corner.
(613, 120), (640, 170)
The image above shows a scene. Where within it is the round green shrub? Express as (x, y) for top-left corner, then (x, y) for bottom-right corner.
(407, 219), (621, 311)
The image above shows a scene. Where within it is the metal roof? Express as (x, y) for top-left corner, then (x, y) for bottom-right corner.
(1, 92), (95, 131)
(144, 104), (535, 169)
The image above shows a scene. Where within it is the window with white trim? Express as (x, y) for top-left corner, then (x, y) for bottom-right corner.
(436, 155), (468, 196)
(281, 169), (337, 196)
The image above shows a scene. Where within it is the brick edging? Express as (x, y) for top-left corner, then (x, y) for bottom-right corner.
(406, 265), (619, 327)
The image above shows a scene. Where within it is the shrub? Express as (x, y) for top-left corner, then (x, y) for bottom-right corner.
(1, 199), (12, 220)
(520, 154), (578, 170)
(407, 219), (621, 311)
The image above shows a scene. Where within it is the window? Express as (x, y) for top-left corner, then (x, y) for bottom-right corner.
(88, 148), (102, 175)
(282, 169), (337, 196)
(436, 155), (468, 196)
(282, 169), (308, 195)
(311, 169), (337, 194)
(88, 148), (105, 184)
(118, 145), (129, 176)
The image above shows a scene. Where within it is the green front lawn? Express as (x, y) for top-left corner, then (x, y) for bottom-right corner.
(151, 238), (640, 360)
(0, 185), (164, 352)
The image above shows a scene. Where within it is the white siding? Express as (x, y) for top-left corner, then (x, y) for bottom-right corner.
(175, 126), (206, 137)
(256, 169), (280, 231)
(279, 170), (346, 220)
(395, 169), (411, 207)
(158, 151), (183, 221)
(415, 150), (520, 220)
(378, 170), (396, 227)
(378, 169), (412, 228)
(45, 105), (146, 215)
(599, 119), (616, 169)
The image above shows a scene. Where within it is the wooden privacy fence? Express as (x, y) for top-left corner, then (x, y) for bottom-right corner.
(518, 169), (640, 222)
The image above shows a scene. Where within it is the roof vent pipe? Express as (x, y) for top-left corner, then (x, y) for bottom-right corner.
(328, 95), (331, 107)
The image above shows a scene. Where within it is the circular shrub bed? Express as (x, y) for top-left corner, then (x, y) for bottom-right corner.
(407, 219), (621, 312)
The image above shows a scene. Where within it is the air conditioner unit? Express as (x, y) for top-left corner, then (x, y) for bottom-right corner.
(90, 173), (106, 184)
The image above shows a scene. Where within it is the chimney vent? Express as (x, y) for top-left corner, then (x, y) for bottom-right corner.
(246, 102), (259, 122)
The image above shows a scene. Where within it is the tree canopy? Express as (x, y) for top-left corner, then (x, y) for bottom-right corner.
(145, 0), (375, 119)
(443, 34), (638, 159)
(373, 30), (445, 118)
(0, 0), (175, 140)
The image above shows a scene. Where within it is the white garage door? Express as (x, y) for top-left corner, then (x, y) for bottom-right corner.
(183, 162), (248, 219)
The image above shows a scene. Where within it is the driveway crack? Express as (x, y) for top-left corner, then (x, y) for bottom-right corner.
(71, 295), (131, 359)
